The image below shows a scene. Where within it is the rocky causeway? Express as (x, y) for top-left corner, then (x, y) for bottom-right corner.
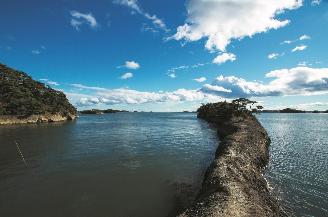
(178, 102), (287, 217)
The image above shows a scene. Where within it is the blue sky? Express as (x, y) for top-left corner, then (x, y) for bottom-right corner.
(1, 0), (328, 111)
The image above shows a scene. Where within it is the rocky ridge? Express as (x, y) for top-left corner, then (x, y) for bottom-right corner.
(178, 101), (287, 217)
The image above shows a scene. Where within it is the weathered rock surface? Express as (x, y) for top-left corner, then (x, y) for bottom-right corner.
(178, 103), (287, 217)
(0, 113), (76, 125)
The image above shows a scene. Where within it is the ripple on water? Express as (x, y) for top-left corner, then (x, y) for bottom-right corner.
(258, 113), (328, 216)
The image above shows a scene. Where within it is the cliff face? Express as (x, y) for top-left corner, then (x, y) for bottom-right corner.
(179, 102), (287, 217)
(0, 63), (77, 124)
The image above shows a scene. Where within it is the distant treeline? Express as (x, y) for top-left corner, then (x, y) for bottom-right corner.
(79, 109), (128, 114)
(261, 108), (328, 113)
(0, 63), (77, 117)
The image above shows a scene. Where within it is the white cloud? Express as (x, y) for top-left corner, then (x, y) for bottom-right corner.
(292, 45), (307, 52)
(311, 0), (321, 6)
(213, 53), (236, 64)
(282, 34), (311, 45)
(168, 65), (189, 74)
(47, 81), (60, 86)
(120, 72), (133, 79)
(202, 84), (232, 93)
(66, 67), (328, 109)
(144, 13), (168, 31)
(281, 40), (293, 44)
(124, 61), (140, 69)
(114, 0), (168, 32)
(39, 79), (60, 86)
(168, 73), (176, 79)
(167, 62), (209, 77)
(268, 53), (279, 59)
(67, 84), (223, 107)
(193, 77), (207, 83)
(170, 0), (302, 53)
(299, 34), (311, 40)
(71, 83), (107, 91)
(114, 0), (141, 13)
(298, 61), (312, 66)
(201, 67), (328, 98)
(70, 11), (98, 30)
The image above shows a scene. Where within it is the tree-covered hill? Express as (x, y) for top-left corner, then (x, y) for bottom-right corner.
(0, 63), (76, 117)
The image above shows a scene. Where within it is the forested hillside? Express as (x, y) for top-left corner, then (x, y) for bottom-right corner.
(0, 63), (76, 117)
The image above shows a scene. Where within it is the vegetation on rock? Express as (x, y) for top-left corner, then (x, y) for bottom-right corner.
(79, 109), (128, 114)
(197, 98), (262, 122)
(279, 108), (305, 113)
(0, 63), (76, 117)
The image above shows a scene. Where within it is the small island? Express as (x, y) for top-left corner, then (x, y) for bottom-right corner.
(261, 108), (328, 113)
(0, 63), (77, 125)
(79, 109), (128, 115)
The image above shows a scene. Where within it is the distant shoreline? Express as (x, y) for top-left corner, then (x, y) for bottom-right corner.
(260, 109), (328, 113)
(79, 109), (129, 115)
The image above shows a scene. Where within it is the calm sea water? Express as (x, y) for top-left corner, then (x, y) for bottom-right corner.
(0, 113), (218, 217)
(258, 113), (328, 217)
(1, 113), (327, 217)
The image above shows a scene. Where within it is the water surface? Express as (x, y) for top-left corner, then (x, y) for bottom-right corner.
(258, 113), (328, 216)
(0, 113), (218, 217)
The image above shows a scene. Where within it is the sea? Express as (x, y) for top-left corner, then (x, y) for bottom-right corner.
(0, 112), (327, 217)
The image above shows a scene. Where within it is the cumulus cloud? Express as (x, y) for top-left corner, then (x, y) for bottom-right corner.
(66, 67), (328, 108)
(201, 67), (328, 98)
(120, 72), (133, 79)
(70, 11), (98, 30)
(202, 84), (232, 93)
(68, 84), (222, 107)
(193, 77), (207, 83)
(292, 45), (307, 52)
(114, 0), (168, 32)
(170, 0), (302, 54)
(124, 61), (140, 69)
(213, 53), (236, 64)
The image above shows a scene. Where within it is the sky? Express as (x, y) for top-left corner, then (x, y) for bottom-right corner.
(1, 0), (328, 112)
